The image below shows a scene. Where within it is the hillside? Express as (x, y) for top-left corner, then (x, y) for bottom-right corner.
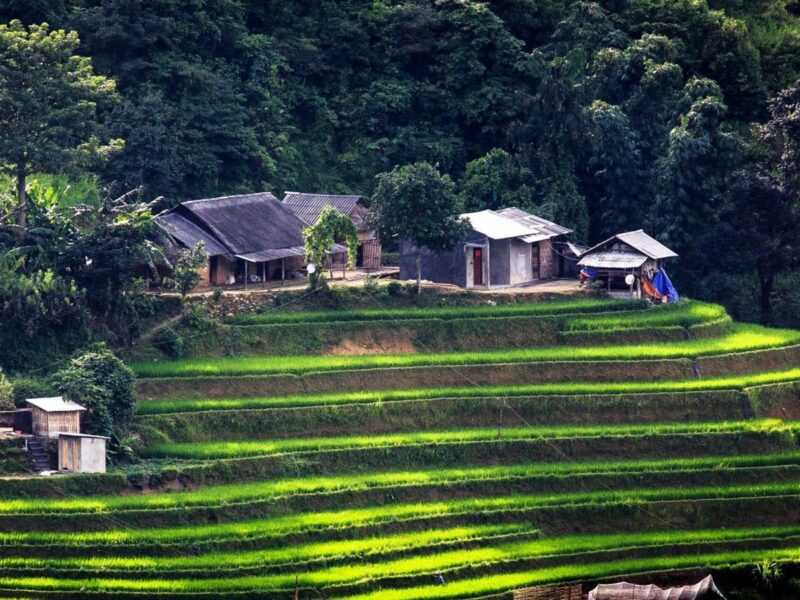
(0, 296), (798, 597)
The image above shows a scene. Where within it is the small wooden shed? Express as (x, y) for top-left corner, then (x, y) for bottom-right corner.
(25, 397), (85, 439)
(58, 433), (108, 473)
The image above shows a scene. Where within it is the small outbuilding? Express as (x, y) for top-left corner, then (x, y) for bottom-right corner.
(58, 433), (108, 474)
(283, 192), (382, 270)
(588, 575), (726, 600)
(26, 397), (85, 439)
(399, 207), (572, 289)
(578, 230), (678, 300)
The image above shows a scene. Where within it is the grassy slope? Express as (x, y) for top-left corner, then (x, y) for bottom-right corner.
(8, 299), (800, 598)
(131, 324), (800, 378)
(136, 367), (800, 414)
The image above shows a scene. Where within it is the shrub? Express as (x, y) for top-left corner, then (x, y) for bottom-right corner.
(9, 377), (54, 408)
(154, 327), (185, 359)
(0, 371), (12, 411)
(165, 242), (207, 297)
(363, 274), (380, 293)
(52, 350), (136, 436)
(387, 281), (404, 296)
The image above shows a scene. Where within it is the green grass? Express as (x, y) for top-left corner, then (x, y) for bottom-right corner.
(337, 548), (800, 600)
(228, 298), (642, 325)
(562, 301), (728, 331)
(0, 524), (533, 573)
(131, 324), (800, 378)
(1, 541), (800, 594)
(1, 470), (799, 521)
(136, 367), (800, 414)
(10, 450), (800, 516)
(141, 419), (794, 458)
(3, 525), (800, 585)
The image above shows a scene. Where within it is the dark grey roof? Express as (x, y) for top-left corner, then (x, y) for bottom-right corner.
(178, 193), (306, 255)
(588, 575), (726, 600)
(282, 192), (365, 225)
(583, 230), (678, 260)
(155, 212), (230, 257)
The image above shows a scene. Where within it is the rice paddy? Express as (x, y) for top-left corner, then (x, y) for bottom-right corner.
(131, 323), (800, 378)
(5, 298), (800, 598)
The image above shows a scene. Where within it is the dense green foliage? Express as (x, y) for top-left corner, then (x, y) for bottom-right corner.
(52, 349), (136, 435)
(369, 162), (469, 292)
(304, 206), (359, 288)
(0, 20), (120, 230)
(0, 1), (797, 326)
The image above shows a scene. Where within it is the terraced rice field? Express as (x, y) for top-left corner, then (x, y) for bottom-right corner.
(3, 297), (800, 598)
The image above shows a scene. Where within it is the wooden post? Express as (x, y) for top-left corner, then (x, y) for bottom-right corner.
(244, 261), (248, 290)
(281, 258), (285, 286)
(262, 262), (266, 288)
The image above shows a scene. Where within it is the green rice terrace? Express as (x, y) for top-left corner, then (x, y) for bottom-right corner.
(4, 296), (800, 598)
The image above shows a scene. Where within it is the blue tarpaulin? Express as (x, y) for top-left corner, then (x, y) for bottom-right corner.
(580, 267), (597, 278)
(652, 268), (679, 303)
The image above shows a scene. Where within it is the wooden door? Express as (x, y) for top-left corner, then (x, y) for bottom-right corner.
(472, 247), (483, 286)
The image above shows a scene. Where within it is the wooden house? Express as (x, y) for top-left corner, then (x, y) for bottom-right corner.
(399, 207), (572, 289)
(58, 433), (108, 473)
(577, 230), (678, 299)
(282, 192), (382, 269)
(156, 193), (347, 288)
(26, 397), (85, 439)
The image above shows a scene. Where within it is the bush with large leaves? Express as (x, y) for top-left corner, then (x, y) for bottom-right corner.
(51, 350), (136, 437)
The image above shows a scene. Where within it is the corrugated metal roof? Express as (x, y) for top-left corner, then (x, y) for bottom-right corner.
(180, 193), (306, 255)
(588, 575), (726, 600)
(584, 229), (677, 259)
(26, 397), (86, 413)
(462, 208), (570, 241)
(236, 243), (347, 263)
(578, 250), (648, 269)
(155, 212), (230, 257)
(282, 193), (365, 225)
(497, 207), (573, 239)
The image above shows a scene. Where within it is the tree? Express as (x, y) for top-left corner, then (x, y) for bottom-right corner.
(709, 81), (800, 323)
(0, 21), (121, 232)
(52, 349), (136, 437)
(166, 242), (207, 297)
(303, 206), (358, 289)
(651, 80), (739, 254)
(459, 149), (531, 211)
(368, 163), (469, 294)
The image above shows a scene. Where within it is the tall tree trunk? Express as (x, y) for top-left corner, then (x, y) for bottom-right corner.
(15, 161), (27, 231)
(415, 247), (422, 295)
(758, 267), (775, 325)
